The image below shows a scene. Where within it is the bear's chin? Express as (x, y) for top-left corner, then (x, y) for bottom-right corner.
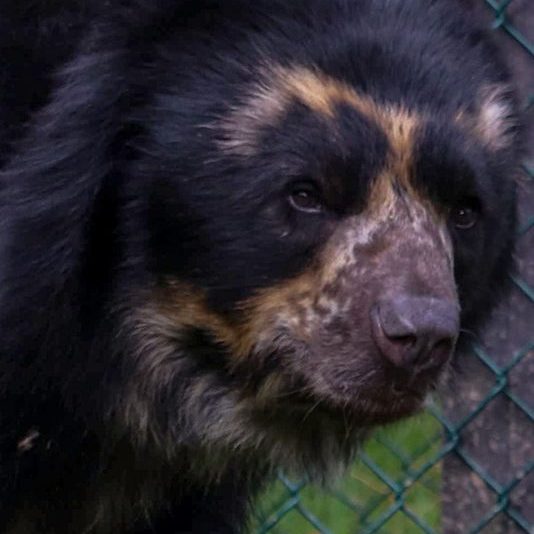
(176, 387), (427, 484)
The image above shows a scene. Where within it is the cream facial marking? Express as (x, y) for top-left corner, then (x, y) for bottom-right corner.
(218, 64), (421, 161)
(476, 84), (515, 150)
(454, 84), (516, 151)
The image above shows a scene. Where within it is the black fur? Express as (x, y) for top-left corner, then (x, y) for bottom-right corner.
(0, 1), (519, 532)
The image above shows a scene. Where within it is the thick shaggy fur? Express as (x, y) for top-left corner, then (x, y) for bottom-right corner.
(0, 1), (520, 533)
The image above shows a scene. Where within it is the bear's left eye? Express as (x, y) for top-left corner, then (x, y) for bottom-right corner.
(450, 201), (480, 229)
(289, 182), (324, 213)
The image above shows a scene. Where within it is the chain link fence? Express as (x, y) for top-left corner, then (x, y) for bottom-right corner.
(251, 2), (533, 532)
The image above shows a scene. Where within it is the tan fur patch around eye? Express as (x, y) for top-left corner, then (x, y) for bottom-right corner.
(290, 75), (423, 214)
(218, 64), (421, 163)
(383, 110), (419, 179)
(273, 66), (379, 119)
(367, 108), (420, 213)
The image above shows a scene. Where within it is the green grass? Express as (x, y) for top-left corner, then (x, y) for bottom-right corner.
(251, 410), (444, 534)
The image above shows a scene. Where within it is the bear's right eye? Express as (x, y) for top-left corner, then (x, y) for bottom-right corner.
(289, 181), (324, 214)
(450, 197), (481, 230)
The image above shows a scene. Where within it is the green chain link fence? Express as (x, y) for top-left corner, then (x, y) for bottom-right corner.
(252, 2), (533, 532)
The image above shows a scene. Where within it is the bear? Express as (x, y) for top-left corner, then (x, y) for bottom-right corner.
(0, 0), (520, 532)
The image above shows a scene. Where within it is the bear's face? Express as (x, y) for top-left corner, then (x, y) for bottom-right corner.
(128, 61), (516, 473)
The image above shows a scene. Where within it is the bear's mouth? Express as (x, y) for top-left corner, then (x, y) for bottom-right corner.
(252, 384), (428, 428)
(232, 342), (442, 430)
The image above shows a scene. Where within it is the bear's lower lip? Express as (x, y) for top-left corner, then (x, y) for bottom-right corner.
(265, 389), (426, 425)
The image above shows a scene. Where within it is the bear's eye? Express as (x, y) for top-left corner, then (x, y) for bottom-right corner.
(450, 200), (480, 229)
(289, 182), (324, 213)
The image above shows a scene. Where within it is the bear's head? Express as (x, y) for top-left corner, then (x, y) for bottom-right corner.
(112, 13), (519, 478)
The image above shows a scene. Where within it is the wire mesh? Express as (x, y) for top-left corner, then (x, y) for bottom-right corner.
(252, 2), (533, 532)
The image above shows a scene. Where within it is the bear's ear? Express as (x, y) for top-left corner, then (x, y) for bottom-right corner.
(0, 28), (128, 360)
(475, 84), (517, 150)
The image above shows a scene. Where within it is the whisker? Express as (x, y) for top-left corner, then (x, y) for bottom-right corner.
(301, 399), (322, 423)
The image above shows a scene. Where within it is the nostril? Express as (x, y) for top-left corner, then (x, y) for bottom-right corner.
(370, 306), (416, 369)
(393, 334), (417, 349)
(370, 295), (459, 372)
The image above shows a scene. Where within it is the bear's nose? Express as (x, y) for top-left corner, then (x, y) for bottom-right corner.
(370, 295), (459, 373)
